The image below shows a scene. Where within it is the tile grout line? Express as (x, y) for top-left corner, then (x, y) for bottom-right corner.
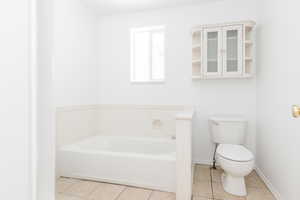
(209, 167), (215, 200)
(57, 178), (79, 194)
(114, 186), (127, 200)
(60, 179), (103, 199)
(86, 181), (102, 198)
(146, 190), (154, 200)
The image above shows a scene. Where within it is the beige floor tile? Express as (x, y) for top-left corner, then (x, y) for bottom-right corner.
(56, 193), (83, 200)
(211, 168), (223, 183)
(117, 187), (152, 200)
(194, 165), (211, 182)
(247, 171), (257, 177)
(148, 191), (175, 200)
(245, 171), (268, 190)
(192, 197), (212, 200)
(56, 178), (79, 193)
(88, 182), (125, 200)
(192, 180), (213, 198)
(212, 181), (246, 200)
(246, 187), (276, 200)
(64, 180), (100, 198)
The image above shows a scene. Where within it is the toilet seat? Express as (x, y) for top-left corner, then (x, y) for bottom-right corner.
(217, 144), (254, 162)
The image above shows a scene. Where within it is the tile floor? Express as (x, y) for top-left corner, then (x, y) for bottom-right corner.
(56, 164), (276, 200)
(193, 165), (276, 200)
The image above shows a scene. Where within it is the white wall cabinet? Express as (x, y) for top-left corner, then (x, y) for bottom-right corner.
(192, 21), (255, 79)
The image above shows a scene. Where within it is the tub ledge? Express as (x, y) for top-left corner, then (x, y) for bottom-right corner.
(175, 109), (194, 200)
(176, 110), (195, 121)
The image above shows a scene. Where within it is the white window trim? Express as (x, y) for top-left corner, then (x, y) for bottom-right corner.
(130, 25), (165, 83)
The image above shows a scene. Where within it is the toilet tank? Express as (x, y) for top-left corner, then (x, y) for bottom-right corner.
(209, 115), (247, 145)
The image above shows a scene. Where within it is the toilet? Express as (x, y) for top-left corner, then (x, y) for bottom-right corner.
(209, 115), (254, 196)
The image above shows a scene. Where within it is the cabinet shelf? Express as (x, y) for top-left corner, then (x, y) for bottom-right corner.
(192, 75), (202, 79)
(207, 59), (217, 62)
(192, 44), (201, 48)
(245, 40), (253, 45)
(207, 38), (217, 41)
(227, 37), (238, 40)
(192, 59), (201, 63)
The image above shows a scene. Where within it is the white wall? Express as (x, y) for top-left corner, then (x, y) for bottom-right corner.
(0, 0), (31, 199)
(256, 0), (300, 199)
(53, 0), (99, 107)
(36, 0), (55, 199)
(97, 0), (258, 163)
(56, 105), (98, 148)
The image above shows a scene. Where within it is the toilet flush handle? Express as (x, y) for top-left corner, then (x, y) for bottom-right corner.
(292, 105), (300, 118)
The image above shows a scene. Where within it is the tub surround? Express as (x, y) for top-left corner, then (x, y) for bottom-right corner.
(56, 104), (193, 148)
(176, 110), (194, 200)
(57, 104), (195, 200)
(56, 105), (98, 148)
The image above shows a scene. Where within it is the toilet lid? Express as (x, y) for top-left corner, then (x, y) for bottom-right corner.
(217, 144), (254, 162)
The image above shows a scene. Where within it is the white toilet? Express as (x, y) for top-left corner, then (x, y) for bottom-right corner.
(209, 115), (254, 196)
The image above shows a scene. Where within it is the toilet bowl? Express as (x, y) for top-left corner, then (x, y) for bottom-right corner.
(217, 144), (254, 196)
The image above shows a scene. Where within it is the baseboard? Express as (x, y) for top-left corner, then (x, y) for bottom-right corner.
(192, 159), (216, 166)
(255, 166), (282, 200)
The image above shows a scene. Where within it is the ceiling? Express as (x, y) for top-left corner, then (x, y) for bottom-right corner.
(83, 0), (216, 15)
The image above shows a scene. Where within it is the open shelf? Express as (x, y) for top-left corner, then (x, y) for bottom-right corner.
(192, 30), (202, 78)
(192, 44), (201, 48)
(192, 65), (201, 77)
(245, 40), (253, 45)
(192, 31), (201, 45)
(192, 75), (202, 80)
(245, 26), (254, 41)
(243, 23), (255, 77)
(192, 59), (201, 63)
(245, 61), (252, 74)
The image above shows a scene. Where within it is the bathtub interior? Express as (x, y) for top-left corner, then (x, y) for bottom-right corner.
(66, 135), (176, 156)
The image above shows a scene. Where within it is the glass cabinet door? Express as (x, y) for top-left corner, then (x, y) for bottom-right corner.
(222, 25), (243, 76)
(203, 28), (222, 76)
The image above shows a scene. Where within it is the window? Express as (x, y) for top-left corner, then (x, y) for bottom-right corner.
(131, 26), (165, 82)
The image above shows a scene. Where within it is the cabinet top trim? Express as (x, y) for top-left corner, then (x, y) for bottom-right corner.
(191, 20), (256, 32)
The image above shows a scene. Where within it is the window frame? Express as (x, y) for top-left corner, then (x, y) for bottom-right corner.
(130, 26), (165, 83)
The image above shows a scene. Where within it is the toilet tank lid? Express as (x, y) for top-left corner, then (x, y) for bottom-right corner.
(209, 115), (247, 122)
(217, 144), (254, 162)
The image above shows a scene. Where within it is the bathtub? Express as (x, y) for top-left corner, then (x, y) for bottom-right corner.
(57, 135), (176, 192)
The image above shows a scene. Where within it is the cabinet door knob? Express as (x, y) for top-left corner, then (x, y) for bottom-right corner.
(292, 105), (300, 118)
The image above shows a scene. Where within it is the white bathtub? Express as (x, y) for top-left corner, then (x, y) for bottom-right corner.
(57, 135), (176, 192)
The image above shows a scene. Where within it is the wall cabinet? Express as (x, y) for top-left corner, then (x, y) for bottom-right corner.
(192, 21), (255, 79)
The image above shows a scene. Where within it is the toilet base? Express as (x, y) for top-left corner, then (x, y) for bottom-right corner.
(221, 172), (247, 196)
